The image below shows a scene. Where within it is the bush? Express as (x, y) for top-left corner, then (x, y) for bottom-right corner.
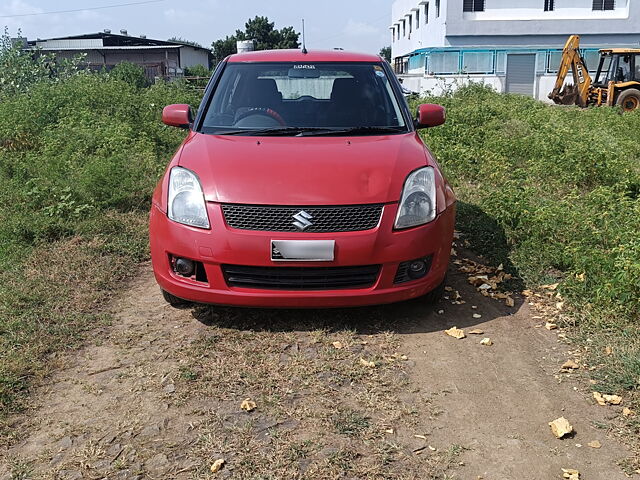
(0, 70), (201, 419)
(109, 61), (147, 88)
(184, 64), (211, 78)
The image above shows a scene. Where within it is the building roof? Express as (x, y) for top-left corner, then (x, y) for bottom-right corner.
(227, 49), (382, 63)
(36, 45), (183, 51)
(28, 32), (211, 52)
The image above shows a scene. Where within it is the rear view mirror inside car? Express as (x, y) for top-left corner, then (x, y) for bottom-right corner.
(288, 66), (321, 78)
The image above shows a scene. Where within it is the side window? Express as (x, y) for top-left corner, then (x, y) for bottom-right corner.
(463, 0), (485, 12)
(635, 55), (640, 81)
(593, 0), (615, 10)
(617, 55), (632, 82)
(205, 70), (242, 125)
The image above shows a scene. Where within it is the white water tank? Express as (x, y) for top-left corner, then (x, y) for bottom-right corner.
(236, 40), (255, 53)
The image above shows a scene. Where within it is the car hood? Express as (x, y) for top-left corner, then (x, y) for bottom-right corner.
(178, 132), (431, 205)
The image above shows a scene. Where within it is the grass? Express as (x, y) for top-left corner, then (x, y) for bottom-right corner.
(417, 84), (640, 451)
(0, 63), (638, 473)
(0, 72), (201, 428)
(177, 310), (464, 479)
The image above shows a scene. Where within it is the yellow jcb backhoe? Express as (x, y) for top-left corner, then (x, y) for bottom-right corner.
(548, 34), (640, 112)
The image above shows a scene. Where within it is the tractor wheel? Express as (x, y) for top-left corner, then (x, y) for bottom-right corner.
(616, 88), (640, 112)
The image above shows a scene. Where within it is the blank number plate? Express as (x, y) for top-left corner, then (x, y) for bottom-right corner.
(271, 240), (335, 262)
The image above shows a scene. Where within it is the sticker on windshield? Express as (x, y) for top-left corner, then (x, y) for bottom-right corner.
(375, 70), (385, 77)
(293, 64), (316, 69)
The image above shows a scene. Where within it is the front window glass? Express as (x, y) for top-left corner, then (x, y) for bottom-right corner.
(596, 54), (613, 84)
(200, 62), (406, 135)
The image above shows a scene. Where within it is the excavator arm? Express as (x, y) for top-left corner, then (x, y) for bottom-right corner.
(548, 35), (593, 107)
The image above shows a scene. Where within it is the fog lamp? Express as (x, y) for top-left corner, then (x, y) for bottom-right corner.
(174, 257), (195, 277)
(408, 260), (428, 279)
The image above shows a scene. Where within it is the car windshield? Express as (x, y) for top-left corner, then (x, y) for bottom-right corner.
(199, 62), (407, 135)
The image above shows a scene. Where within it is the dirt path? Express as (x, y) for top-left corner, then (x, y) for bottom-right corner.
(0, 259), (633, 479)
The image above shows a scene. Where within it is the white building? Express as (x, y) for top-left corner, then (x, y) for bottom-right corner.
(390, 0), (640, 100)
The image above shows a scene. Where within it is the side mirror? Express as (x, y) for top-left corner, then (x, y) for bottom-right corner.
(162, 104), (193, 128)
(415, 104), (446, 129)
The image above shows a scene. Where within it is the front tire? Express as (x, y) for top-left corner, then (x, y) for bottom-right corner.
(421, 279), (445, 305)
(161, 289), (192, 308)
(616, 88), (640, 112)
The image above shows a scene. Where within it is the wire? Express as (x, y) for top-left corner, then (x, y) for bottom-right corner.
(0, 0), (165, 18)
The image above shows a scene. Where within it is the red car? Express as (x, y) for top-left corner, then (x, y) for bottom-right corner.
(150, 49), (456, 308)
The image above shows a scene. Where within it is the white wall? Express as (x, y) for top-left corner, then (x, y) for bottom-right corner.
(391, 0), (447, 59)
(399, 71), (563, 103)
(469, 0), (629, 20)
(179, 46), (210, 69)
(446, 0), (640, 37)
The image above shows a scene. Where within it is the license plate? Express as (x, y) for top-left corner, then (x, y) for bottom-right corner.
(271, 240), (335, 262)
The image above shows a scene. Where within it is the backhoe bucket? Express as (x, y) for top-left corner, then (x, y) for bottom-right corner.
(553, 84), (579, 106)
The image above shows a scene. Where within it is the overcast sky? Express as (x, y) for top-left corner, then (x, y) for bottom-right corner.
(1, 0), (391, 54)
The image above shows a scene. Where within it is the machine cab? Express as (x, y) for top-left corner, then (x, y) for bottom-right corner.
(594, 50), (640, 86)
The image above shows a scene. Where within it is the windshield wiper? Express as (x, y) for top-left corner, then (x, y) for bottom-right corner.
(209, 127), (336, 136)
(300, 126), (408, 136)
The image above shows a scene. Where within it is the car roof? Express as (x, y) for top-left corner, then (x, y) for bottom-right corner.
(227, 49), (382, 63)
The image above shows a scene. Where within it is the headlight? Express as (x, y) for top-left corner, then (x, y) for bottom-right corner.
(394, 167), (436, 229)
(167, 166), (210, 229)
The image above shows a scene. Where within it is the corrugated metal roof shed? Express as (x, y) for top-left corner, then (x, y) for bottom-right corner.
(35, 39), (103, 48)
(36, 45), (182, 51)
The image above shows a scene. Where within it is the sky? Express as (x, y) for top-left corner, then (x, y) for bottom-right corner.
(0, 0), (392, 54)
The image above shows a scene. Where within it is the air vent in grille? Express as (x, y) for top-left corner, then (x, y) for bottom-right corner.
(221, 204), (383, 232)
(222, 264), (381, 290)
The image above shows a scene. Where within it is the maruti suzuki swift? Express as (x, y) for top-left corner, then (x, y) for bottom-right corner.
(150, 49), (456, 308)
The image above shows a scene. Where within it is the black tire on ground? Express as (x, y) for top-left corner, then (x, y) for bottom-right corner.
(420, 279), (446, 305)
(161, 289), (192, 308)
(615, 88), (640, 112)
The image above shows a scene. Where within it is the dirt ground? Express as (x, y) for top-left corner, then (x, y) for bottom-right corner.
(0, 254), (635, 479)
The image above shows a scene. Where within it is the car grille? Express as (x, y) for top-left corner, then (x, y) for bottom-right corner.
(221, 204), (383, 232)
(222, 264), (381, 290)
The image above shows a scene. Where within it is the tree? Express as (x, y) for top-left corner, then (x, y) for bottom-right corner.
(211, 16), (300, 65)
(167, 37), (203, 48)
(0, 28), (85, 98)
(212, 35), (237, 65)
(379, 46), (391, 63)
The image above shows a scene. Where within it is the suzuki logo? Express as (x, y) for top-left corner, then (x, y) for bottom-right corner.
(292, 210), (313, 231)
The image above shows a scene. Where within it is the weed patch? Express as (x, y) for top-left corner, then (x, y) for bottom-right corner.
(0, 72), (200, 424)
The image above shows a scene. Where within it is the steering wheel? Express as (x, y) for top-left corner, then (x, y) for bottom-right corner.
(234, 108), (286, 126)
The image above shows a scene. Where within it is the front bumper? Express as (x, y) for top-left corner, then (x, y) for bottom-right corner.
(149, 202), (455, 308)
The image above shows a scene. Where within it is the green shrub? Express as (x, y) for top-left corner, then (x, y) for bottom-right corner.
(417, 84), (640, 316)
(0, 71), (201, 419)
(184, 64), (211, 77)
(109, 61), (147, 88)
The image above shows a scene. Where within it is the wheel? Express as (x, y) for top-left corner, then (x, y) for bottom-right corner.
(420, 279), (445, 305)
(615, 88), (640, 112)
(161, 289), (191, 308)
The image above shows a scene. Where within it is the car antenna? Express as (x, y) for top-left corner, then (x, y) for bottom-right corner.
(301, 18), (308, 54)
